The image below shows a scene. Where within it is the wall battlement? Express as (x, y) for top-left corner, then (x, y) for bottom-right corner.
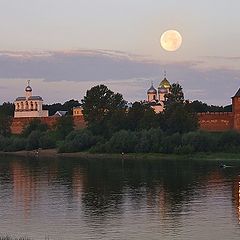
(197, 112), (232, 116)
(11, 116), (86, 134)
(197, 88), (240, 132)
(198, 112), (234, 132)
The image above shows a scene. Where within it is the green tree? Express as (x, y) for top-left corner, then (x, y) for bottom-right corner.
(106, 130), (138, 153)
(127, 102), (157, 131)
(26, 130), (41, 150)
(81, 85), (126, 134)
(55, 116), (74, 140)
(104, 109), (128, 137)
(163, 83), (198, 133)
(165, 83), (184, 105)
(163, 103), (199, 134)
(0, 114), (12, 137)
(0, 102), (14, 116)
(22, 119), (48, 137)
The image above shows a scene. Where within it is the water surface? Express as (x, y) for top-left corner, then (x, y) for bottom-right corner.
(0, 155), (240, 239)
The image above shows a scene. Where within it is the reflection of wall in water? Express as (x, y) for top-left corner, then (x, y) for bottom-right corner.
(232, 176), (240, 224)
(11, 161), (38, 219)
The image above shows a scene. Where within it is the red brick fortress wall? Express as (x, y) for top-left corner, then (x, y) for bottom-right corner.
(198, 112), (234, 132)
(11, 116), (86, 135)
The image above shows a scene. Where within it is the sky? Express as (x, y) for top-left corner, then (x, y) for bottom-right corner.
(0, 0), (240, 105)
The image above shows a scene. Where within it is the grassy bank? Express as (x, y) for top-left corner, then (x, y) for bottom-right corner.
(1, 149), (240, 161)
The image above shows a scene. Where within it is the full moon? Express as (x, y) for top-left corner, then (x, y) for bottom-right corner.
(160, 30), (182, 52)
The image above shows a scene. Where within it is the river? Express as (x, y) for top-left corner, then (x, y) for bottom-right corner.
(0, 155), (240, 239)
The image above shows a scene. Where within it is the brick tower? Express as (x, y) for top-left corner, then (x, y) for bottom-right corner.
(232, 88), (240, 130)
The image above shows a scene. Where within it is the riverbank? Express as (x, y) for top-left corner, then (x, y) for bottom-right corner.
(1, 149), (240, 161)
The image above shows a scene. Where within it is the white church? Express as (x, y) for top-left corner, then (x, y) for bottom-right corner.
(14, 81), (49, 118)
(146, 74), (171, 113)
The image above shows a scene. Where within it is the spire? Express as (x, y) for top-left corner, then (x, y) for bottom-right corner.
(27, 80), (30, 86)
(164, 70), (167, 78)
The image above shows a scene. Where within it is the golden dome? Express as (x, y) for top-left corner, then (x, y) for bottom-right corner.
(159, 77), (171, 89)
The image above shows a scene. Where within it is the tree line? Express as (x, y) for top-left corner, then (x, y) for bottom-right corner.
(0, 83), (237, 154)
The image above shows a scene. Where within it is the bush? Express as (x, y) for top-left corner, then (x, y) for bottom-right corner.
(105, 130), (138, 153)
(160, 133), (182, 154)
(174, 145), (195, 155)
(0, 137), (12, 152)
(147, 128), (163, 152)
(218, 131), (240, 152)
(58, 129), (103, 153)
(10, 138), (27, 151)
(55, 116), (74, 140)
(39, 133), (56, 149)
(182, 131), (218, 152)
(26, 131), (41, 150)
(0, 135), (5, 150)
(135, 130), (151, 153)
(89, 143), (107, 153)
(22, 119), (48, 137)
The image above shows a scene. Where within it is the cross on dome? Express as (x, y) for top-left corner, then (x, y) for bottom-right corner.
(25, 80), (32, 92)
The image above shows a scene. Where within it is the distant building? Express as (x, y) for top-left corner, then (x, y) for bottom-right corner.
(14, 81), (48, 118)
(73, 106), (83, 116)
(53, 111), (68, 117)
(146, 74), (171, 113)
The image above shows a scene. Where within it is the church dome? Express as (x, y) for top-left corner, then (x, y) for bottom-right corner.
(25, 80), (32, 92)
(159, 77), (171, 89)
(25, 85), (32, 92)
(147, 84), (157, 94)
(158, 87), (168, 94)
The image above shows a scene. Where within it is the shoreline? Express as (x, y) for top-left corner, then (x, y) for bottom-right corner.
(1, 149), (240, 161)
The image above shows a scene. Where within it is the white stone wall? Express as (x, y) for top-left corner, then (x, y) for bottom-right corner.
(14, 110), (49, 118)
(151, 104), (164, 113)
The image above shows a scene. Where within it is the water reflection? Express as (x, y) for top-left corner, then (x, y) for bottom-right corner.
(0, 156), (240, 239)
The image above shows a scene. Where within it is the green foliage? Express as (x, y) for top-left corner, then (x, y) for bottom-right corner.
(0, 135), (5, 150)
(0, 114), (12, 137)
(58, 129), (103, 153)
(0, 135), (26, 152)
(26, 131), (41, 150)
(105, 130), (138, 153)
(9, 138), (27, 151)
(182, 131), (218, 152)
(135, 128), (163, 153)
(0, 102), (14, 116)
(127, 102), (158, 131)
(160, 133), (182, 154)
(163, 103), (199, 134)
(186, 100), (231, 113)
(81, 84), (126, 134)
(55, 116), (74, 140)
(22, 119), (48, 137)
(104, 109), (128, 137)
(165, 83), (184, 105)
(161, 83), (199, 134)
(39, 133), (56, 149)
(218, 131), (240, 152)
(174, 144), (195, 155)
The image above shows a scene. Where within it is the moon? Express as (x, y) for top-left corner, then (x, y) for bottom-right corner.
(160, 30), (182, 52)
